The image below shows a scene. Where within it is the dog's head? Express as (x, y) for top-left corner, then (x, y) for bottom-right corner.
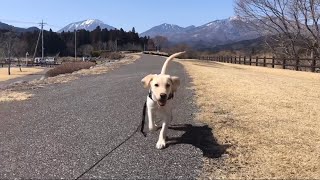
(141, 74), (180, 106)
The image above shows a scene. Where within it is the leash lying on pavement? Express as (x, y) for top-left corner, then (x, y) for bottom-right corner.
(75, 103), (147, 179)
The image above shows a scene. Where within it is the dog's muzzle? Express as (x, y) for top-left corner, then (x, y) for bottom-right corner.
(158, 93), (167, 106)
(149, 91), (174, 106)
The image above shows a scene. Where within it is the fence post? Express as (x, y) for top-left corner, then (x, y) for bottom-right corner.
(272, 56), (275, 68)
(263, 56), (266, 67)
(249, 56), (252, 65)
(234, 56), (237, 64)
(295, 57), (299, 71)
(239, 56), (241, 64)
(282, 57), (286, 69)
(256, 57), (258, 66)
(244, 56), (246, 65)
(311, 57), (316, 72)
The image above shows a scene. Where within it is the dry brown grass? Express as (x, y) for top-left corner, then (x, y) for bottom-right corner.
(45, 62), (95, 77)
(0, 67), (44, 81)
(0, 90), (33, 102)
(179, 60), (320, 179)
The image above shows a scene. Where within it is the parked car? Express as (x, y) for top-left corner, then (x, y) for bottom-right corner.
(34, 57), (56, 64)
(45, 57), (56, 64)
(82, 56), (91, 61)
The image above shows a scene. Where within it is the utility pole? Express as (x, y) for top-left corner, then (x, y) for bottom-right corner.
(74, 29), (77, 61)
(25, 52), (29, 65)
(41, 20), (44, 61)
(38, 20), (47, 61)
(115, 39), (118, 52)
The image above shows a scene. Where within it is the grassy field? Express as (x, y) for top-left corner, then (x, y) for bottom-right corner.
(179, 60), (320, 179)
(0, 67), (44, 82)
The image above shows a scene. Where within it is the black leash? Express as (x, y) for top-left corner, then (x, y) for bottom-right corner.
(140, 101), (147, 137)
(75, 102), (147, 179)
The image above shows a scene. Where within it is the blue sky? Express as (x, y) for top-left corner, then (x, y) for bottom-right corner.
(0, 0), (235, 33)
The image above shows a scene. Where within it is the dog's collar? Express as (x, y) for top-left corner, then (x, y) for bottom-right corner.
(148, 90), (174, 101)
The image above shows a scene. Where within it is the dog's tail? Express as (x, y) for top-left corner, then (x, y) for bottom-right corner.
(160, 51), (186, 74)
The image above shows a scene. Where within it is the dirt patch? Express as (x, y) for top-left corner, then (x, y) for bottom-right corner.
(0, 67), (44, 82)
(179, 60), (320, 179)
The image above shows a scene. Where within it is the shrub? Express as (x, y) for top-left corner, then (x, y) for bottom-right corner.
(107, 52), (124, 60)
(91, 51), (101, 57)
(45, 62), (95, 77)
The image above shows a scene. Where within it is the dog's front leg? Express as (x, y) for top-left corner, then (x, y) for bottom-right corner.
(156, 111), (171, 149)
(147, 107), (156, 131)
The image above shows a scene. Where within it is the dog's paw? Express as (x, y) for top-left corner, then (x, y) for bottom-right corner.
(149, 126), (156, 132)
(156, 139), (166, 149)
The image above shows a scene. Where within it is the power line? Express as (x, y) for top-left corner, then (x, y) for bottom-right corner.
(0, 18), (39, 25)
(0, 18), (63, 31)
(46, 24), (64, 29)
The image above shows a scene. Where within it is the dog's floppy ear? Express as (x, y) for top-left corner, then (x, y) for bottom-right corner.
(170, 76), (180, 92)
(141, 74), (155, 89)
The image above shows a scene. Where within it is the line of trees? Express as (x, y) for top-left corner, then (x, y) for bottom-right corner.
(235, 0), (320, 59)
(0, 26), (157, 59)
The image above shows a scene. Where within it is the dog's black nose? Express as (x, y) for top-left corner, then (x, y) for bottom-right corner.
(160, 93), (167, 99)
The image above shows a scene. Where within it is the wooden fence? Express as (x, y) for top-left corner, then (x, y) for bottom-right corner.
(199, 56), (320, 73)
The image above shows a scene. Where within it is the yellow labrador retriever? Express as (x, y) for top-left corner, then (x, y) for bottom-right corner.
(141, 52), (185, 149)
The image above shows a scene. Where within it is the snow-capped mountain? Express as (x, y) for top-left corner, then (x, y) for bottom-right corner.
(140, 16), (260, 47)
(140, 23), (186, 38)
(0, 21), (39, 32)
(58, 19), (115, 32)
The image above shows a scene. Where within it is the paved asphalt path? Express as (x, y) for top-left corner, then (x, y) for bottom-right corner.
(0, 54), (206, 179)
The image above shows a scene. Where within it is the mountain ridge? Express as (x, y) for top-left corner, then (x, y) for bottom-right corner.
(0, 21), (39, 32)
(140, 16), (260, 48)
(58, 19), (116, 32)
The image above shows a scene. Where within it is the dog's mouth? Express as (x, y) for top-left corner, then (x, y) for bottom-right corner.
(157, 100), (167, 106)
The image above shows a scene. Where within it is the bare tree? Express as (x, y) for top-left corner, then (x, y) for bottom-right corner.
(147, 39), (156, 51)
(152, 36), (169, 51)
(235, 0), (320, 58)
(78, 44), (94, 56)
(0, 32), (19, 75)
(107, 40), (117, 51)
(295, 0), (320, 57)
(13, 40), (27, 72)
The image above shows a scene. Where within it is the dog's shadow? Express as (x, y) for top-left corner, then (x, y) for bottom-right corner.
(167, 124), (230, 158)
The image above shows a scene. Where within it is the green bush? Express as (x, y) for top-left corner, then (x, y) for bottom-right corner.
(45, 62), (95, 77)
(91, 51), (101, 57)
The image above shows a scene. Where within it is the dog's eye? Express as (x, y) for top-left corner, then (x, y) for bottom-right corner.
(166, 84), (170, 88)
(154, 84), (159, 87)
